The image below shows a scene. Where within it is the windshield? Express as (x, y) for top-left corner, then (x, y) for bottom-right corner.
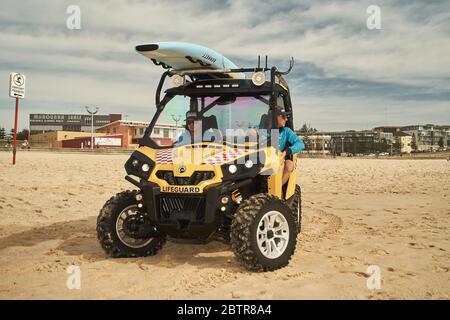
(147, 95), (270, 147)
(202, 96), (269, 131)
(148, 95), (190, 147)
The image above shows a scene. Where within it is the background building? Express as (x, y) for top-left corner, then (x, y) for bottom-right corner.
(29, 113), (121, 133)
(96, 120), (183, 148)
(373, 126), (412, 154)
(135, 123), (182, 146)
(29, 131), (106, 148)
(296, 133), (331, 154)
(61, 135), (123, 148)
(306, 131), (395, 155)
(394, 131), (412, 154)
(400, 124), (449, 151)
(96, 120), (148, 148)
(374, 124), (450, 152)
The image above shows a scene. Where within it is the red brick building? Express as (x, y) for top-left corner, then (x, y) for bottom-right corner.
(95, 120), (149, 148)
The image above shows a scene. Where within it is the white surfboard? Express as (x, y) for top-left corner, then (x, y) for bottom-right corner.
(135, 42), (245, 79)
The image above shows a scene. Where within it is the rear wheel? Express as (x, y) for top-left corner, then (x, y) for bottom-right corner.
(287, 184), (302, 232)
(97, 190), (166, 258)
(230, 194), (297, 271)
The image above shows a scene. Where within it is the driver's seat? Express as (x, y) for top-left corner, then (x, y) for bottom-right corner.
(259, 114), (269, 129)
(201, 115), (221, 142)
(202, 115), (218, 132)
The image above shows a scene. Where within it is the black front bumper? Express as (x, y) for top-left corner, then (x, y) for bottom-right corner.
(140, 181), (223, 239)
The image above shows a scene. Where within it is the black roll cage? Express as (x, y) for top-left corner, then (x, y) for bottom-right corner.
(140, 60), (295, 149)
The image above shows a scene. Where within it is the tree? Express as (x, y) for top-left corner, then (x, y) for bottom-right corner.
(438, 137), (444, 149)
(301, 135), (310, 153)
(299, 123), (318, 134)
(393, 140), (402, 154)
(16, 129), (30, 141)
(376, 138), (389, 153)
(4, 128), (30, 141)
(411, 134), (417, 151)
(299, 123), (309, 133)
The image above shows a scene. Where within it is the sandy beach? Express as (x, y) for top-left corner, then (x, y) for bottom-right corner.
(0, 151), (448, 299)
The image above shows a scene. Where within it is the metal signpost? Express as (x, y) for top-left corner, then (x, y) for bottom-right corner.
(9, 72), (26, 165)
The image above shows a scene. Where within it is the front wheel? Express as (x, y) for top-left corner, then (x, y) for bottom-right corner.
(230, 194), (297, 272)
(96, 190), (166, 258)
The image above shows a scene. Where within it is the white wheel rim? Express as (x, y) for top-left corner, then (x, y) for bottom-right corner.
(256, 210), (290, 259)
(116, 205), (153, 248)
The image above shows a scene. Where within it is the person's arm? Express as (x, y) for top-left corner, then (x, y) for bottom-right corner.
(175, 130), (189, 145)
(284, 128), (305, 154)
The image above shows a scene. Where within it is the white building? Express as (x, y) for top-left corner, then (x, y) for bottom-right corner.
(401, 124), (450, 151)
(394, 132), (412, 154)
(297, 134), (332, 154)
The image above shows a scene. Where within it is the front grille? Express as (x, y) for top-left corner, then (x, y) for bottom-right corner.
(156, 170), (214, 185)
(159, 194), (205, 220)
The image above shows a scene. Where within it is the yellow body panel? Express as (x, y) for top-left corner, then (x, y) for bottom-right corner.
(136, 142), (296, 199)
(137, 144), (248, 193)
(264, 150), (297, 199)
(285, 154), (297, 199)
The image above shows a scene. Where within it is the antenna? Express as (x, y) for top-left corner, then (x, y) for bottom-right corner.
(257, 55), (261, 69)
(265, 55), (268, 69)
(276, 57), (294, 75)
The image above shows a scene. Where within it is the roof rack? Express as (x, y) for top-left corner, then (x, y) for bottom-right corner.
(168, 56), (294, 77)
(154, 57), (295, 106)
(169, 67), (270, 77)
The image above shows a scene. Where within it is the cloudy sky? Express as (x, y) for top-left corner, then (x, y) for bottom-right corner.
(1, 0), (449, 132)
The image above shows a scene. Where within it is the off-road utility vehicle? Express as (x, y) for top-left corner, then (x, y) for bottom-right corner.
(97, 46), (302, 271)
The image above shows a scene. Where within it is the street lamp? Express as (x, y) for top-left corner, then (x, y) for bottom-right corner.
(171, 114), (182, 137)
(86, 106), (99, 149)
(171, 114), (181, 127)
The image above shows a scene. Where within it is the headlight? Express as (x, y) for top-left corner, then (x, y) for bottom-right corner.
(125, 151), (154, 180)
(251, 71), (266, 86)
(228, 164), (237, 174)
(221, 155), (264, 181)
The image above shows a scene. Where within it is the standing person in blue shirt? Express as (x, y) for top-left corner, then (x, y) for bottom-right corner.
(274, 106), (305, 185)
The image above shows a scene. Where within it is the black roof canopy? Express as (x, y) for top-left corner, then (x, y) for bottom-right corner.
(165, 78), (288, 97)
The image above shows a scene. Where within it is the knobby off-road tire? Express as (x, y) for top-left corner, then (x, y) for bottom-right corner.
(287, 184), (302, 232)
(97, 190), (166, 258)
(230, 194), (297, 272)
